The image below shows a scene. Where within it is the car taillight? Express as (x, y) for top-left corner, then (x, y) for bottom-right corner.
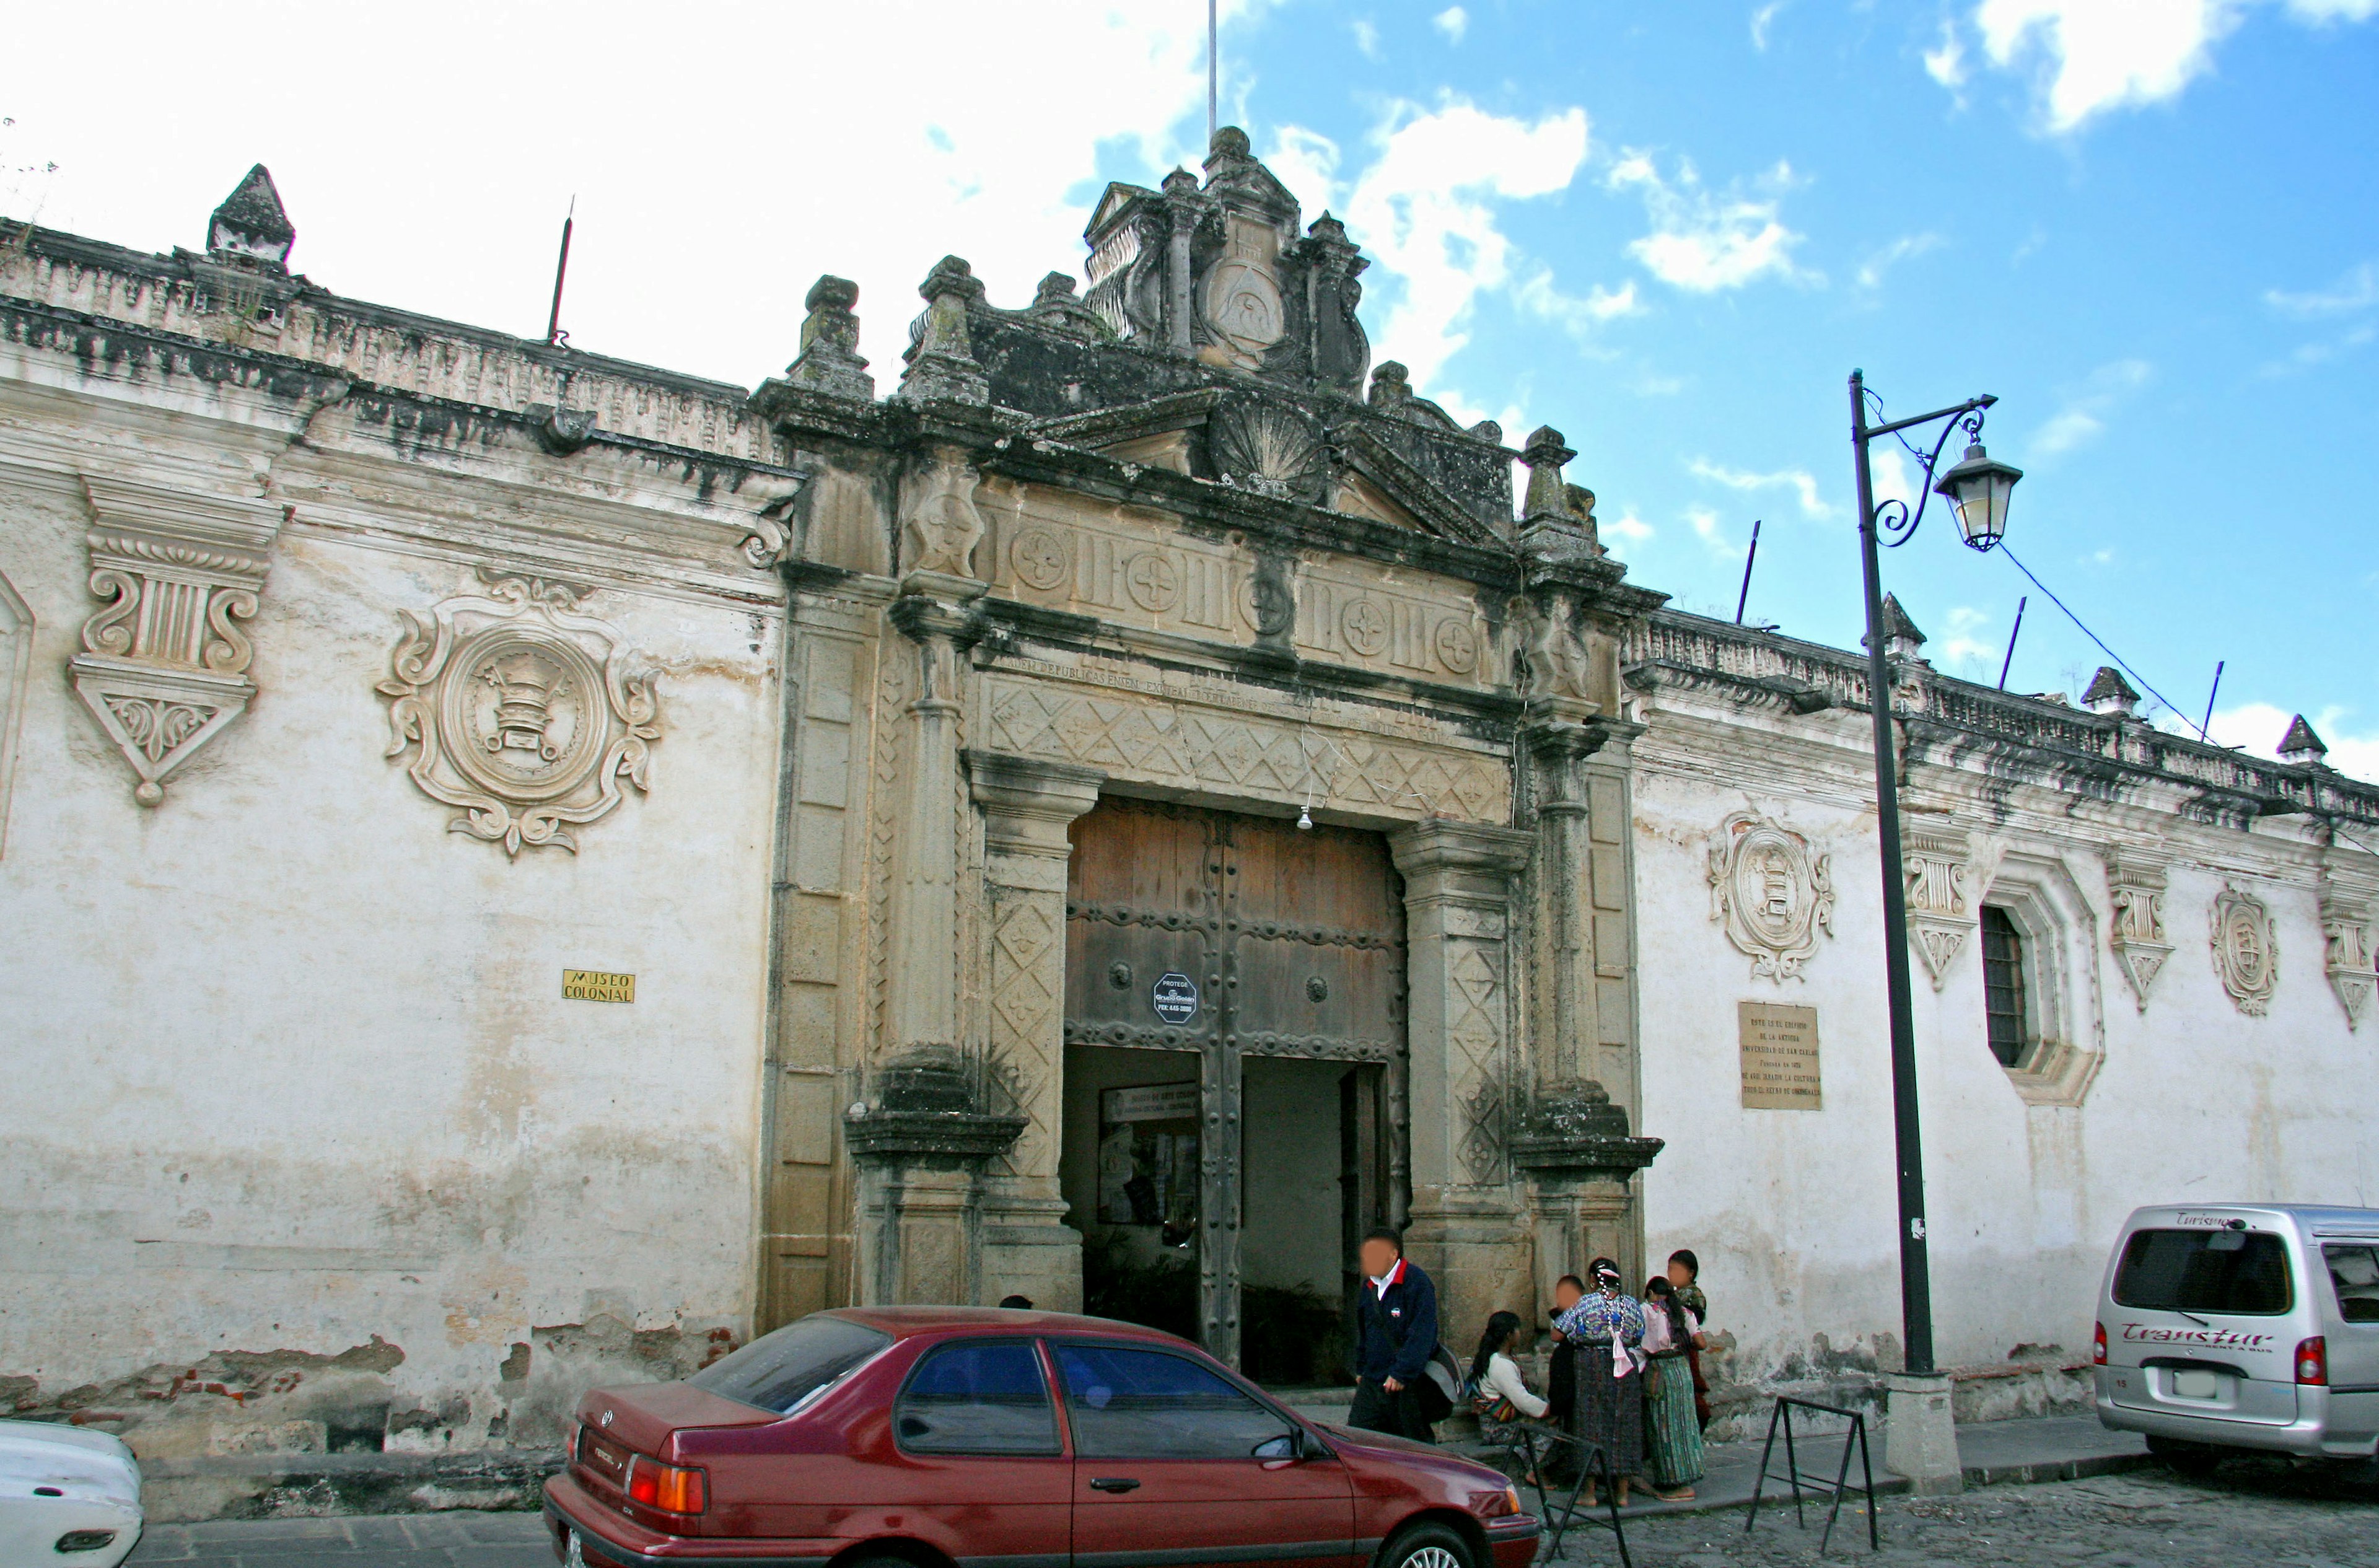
(1468, 1487), (1521, 1518)
(2093, 1322), (2107, 1365)
(2296, 1336), (2328, 1386)
(624, 1454), (709, 1515)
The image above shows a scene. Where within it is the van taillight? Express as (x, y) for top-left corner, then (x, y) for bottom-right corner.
(624, 1454), (708, 1515)
(2295, 1337), (2328, 1386)
(2093, 1322), (2107, 1365)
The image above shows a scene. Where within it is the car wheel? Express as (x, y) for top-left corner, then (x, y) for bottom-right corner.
(1382, 1521), (1475, 1568)
(2145, 1435), (2223, 1479)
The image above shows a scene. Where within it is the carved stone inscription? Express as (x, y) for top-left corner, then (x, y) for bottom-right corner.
(983, 497), (1491, 689)
(1740, 1002), (1822, 1110)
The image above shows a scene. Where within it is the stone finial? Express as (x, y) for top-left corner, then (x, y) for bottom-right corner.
(2082, 666), (2140, 719)
(1369, 361), (1414, 414)
(785, 274), (874, 402)
(1160, 167), (1201, 197)
(1520, 425), (1576, 523)
(1308, 211), (1350, 248)
(208, 164), (295, 271)
(2280, 714), (2329, 766)
(1206, 124), (1255, 165)
(1866, 593), (1928, 662)
(1024, 271), (1111, 340)
(897, 255), (989, 406)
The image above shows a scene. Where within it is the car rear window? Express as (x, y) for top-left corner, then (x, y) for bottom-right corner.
(688, 1315), (892, 1414)
(894, 1339), (1061, 1455)
(2114, 1227), (2294, 1316)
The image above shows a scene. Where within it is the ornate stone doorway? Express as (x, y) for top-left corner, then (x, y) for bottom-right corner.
(1060, 796), (1408, 1369)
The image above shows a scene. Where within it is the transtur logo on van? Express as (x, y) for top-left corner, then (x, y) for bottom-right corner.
(2173, 1214), (2252, 1229)
(2119, 1323), (2277, 1351)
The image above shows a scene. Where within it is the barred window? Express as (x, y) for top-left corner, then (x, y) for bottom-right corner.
(1981, 905), (2029, 1067)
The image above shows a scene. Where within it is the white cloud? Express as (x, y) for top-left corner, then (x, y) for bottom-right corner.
(1872, 445), (1919, 511)
(2032, 357), (2152, 454)
(1957, 0), (2378, 133)
(1687, 507), (1742, 558)
(1751, 2), (1789, 50)
(2266, 260), (2377, 317)
(1856, 232), (1945, 290)
(1688, 457), (1834, 518)
(1351, 19), (1382, 58)
(1925, 20), (1971, 88)
(1612, 155), (1812, 292)
(1294, 99), (1594, 400)
(1434, 6), (1469, 42)
(1937, 605), (2000, 670)
(1604, 510), (1657, 544)
(2207, 701), (2379, 784)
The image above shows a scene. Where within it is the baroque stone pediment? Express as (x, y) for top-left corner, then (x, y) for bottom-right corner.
(377, 572), (660, 856)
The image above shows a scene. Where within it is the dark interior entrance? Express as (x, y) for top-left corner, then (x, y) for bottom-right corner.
(1059, 795), (1407, 1373)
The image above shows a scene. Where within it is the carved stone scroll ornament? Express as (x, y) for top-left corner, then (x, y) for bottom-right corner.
(2319, 875), (2376, 1031)
(2106, 851), (2175, 1012)
(1708, 810), (1835, 983)
(900, 460), (987, 582)
(1520, 600), (1595, 711)
(68, 477), (284, 805)
(1902, 823), (1974, 990)
(2210, 885), (2279, 1017)
(377, 572), (660, 857)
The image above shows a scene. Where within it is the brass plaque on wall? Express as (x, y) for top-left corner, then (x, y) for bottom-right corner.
(563, 970), (636, 1003)
(1739, 1001), (1820, 1110)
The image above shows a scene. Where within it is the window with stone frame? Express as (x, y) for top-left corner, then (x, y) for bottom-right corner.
(1980, 904), (2031, 1068)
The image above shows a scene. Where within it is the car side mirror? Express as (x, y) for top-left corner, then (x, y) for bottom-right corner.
(1252, 1432), (1299, 1460)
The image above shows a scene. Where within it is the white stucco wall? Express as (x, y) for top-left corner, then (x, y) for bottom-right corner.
(1631, 730), (2379, 1393)
(0, 382), (785, 1457)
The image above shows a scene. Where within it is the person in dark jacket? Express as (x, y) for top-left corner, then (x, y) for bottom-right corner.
(1349, 1226), (1438, 1442)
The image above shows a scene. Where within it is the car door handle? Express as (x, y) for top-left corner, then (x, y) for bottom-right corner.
(1089, 1477), (1141, 1493)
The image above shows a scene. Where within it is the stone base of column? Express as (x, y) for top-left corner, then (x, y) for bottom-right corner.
(1402, 1196), (1533, 1349)
(1881, 1372), (1963, 1495)
(979, 1188), (1083, 1312)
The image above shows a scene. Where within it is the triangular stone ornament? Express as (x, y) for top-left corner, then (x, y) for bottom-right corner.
(68, 478), (283, 805)
(2106, 848), (2174, 1012)
(208, 164), (296, 269)
(2320, 870), (2377, 1030)
(1903, 822), (1974, 991)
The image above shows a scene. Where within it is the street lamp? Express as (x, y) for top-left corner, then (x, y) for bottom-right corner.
(1846, 370), (2022, 1398)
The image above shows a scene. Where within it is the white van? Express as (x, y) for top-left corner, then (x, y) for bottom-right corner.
(2096, 1204), (2379, 1472)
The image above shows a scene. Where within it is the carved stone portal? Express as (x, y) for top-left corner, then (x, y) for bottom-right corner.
(2209, 885), (2279, 1017)
(378, 572), (660, 856)
(1709, 811), (1834, 983)
(69, 477), (284, 805)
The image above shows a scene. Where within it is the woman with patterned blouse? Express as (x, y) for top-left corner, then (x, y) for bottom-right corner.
(1553, 1256), (1648, 1507)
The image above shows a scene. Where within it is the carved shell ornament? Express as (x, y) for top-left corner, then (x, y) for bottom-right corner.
(2210, 885), (2279, 1016)
(378, 572), (660, 856)
(1208, 399), (1330, 505)
(1709, 810), (1836, 982)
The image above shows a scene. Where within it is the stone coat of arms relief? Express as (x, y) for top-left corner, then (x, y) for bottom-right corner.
(2209, 885), (2279, 1017)
(377, 572), (660, 856)
(1709, 810), (1835, 982)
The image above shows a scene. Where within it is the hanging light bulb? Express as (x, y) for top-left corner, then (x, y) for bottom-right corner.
(1297, 804), (1313, 831)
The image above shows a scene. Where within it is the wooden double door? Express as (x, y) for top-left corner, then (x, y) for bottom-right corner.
(1064, 795), (1409, 1367)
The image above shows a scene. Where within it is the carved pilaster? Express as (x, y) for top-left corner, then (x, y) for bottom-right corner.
(2319, 865), (2377, 1031)
(2106, 848), (2174, 1012)
(69, 477), (283, 805)
(966, 750), (1104, 1310)
(881, 591), (980, 1058)
(1903, 821), (1974, 991)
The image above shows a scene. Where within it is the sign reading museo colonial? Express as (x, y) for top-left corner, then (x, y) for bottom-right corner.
(1150, 972), (1200, 1025)
(563, 970), (636, 1003)
(1739, 1001), (1821, 1110)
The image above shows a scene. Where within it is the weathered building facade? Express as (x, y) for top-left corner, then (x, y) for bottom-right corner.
(2, 142), (2374, 1496)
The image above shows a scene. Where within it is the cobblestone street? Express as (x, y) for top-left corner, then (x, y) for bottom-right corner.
(1574, 1463), (2379, 1567)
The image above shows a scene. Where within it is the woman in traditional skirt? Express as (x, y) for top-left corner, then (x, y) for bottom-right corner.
(1641, 1276), (1706, 1499)
(1553, 1257), (1647, 1507)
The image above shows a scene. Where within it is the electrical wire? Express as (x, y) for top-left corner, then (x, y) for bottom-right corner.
(1995, 544), (2207, 738)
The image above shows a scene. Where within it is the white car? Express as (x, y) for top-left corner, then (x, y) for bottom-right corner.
(0, 1419), (144, 1564)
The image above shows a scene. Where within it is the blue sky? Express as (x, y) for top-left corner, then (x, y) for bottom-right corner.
(4, 1), (2374, 777)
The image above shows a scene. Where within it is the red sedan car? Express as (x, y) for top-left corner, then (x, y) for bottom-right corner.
(543, 1306), (1539, 1568)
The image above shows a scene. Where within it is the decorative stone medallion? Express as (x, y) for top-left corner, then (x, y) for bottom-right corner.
(2210, 885), (2278, 1017)
(378, 572), (660, 856)
(1207, 398), (1328, 504)
(1709, 810), (1835, 983)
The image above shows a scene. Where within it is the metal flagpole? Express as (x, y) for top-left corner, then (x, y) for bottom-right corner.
(1207, 0), (1218, 146)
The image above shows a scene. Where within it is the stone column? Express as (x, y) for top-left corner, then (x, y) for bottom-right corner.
(966, 749), (1105, 1310)
(1389, 817), (1535, 1348)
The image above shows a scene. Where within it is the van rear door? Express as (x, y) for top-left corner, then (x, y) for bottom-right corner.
(2103, 1224), (2302, 1426)
(2317, 1237), (2379, 1448)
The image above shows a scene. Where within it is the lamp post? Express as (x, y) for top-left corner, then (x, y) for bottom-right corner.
(1847, 369), (2021, 1487)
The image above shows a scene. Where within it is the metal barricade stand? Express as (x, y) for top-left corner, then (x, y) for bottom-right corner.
(1743, 1396), (1881, 1553)
(1498, 1423), (1631, 1567)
